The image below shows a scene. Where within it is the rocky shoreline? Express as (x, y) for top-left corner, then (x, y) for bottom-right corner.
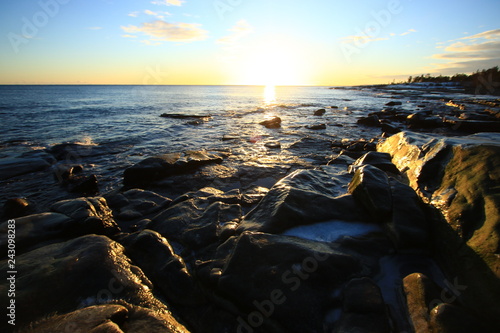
(1, 91), (500, 332)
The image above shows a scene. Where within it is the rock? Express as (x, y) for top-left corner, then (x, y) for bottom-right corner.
(350, 151), (400, 175)
(357, 115), (381, 127)
(259, 116), (282, 129)
(387, 180), (430, 252)
(288, 137), (332, 154)
(160, 113), (211, 120)
(53, 164), (84, 182)
(264, 141), (281, 149)
(108, 189), (172, 222)
(429, 303), (496, 333)
(403, 273), (442, 333)
(407, 113), (443, 129)
(123, 150), (224, 186)
(0, 235), (166, 332)
(47, 143), (125, 161)
(149, 188), (242, 249)
(239, 166), (368, 233)
(222, 134), (239, 141)
(381, 123), (401, 134)
(51, 197), (119, 236)
(25, 303), (190, 333)
(67, 174), (99, 195)
(378, 131), (500, 323)
(1, 198), (35, 219)
(0, 157), (51, 180)
(386, 101), (403, 106)
(216, 232), (364, 333)
(451, 120), (500, 133)
(306, 123), (327, 130)
(348, 165), (392, 222)
(314, 108), (326, 116)
(120, 230), (203, 305)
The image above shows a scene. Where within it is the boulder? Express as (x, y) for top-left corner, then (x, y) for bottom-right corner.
(24, 303), (190, 333)
(0, 157), (51, 180)
(123, 150), (224, 186)
(386, 101), (403, 106)
(403, 273), (442, 333)
(216, 232), (364, 333)
(0, 235), (166, 332)
(350, 151), (400, 175)
(264, 141), (281, 149)
(306, 123), (327, 130)
(429, 303), (496, 333)
(239, 166), (367, 233)
(381, 123), (401, 134)
(1, 198), (35, 219)
(348, 165), (392, 222)
(259, 116), (282, 129)
(357, 115), (381, 127)
(107, 189), (172, 222)
(407, 113), (443, 129)
(120, 230), (204, 305)
(314, 109), (327, 116)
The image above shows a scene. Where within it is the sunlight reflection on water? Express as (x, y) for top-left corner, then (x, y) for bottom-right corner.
(264, 85), (276, 105)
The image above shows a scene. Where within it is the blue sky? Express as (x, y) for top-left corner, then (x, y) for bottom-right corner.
(1, 0), (499, 85)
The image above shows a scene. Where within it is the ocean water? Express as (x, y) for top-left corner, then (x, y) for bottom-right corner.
(0, 84), (436, 206)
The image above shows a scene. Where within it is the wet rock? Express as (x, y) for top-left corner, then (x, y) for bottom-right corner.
(403, 273), (442, 333)
(1, 198), (35, 219)
(121, 230), (203, 305)
(451, 120), (500, 133)
(67, 174), (99, 195)
(239, 166), (367, 233)
(47, 143), (125, 161)
(357, 115), (381, 127)
(386, 101), (403, 106)
(314, 108), (326, 116)
(348, 165), (392, 222)
(0, 156), (52, 180)
(264, 141), (281, 149)
(259, 116), (282, 129)
(53, 164), (84, 182)
(51, 197), (119, 236)
(429, 303), (496, 333)
(222, 134), (239, 141)
(123, 150), (224, 186)
(160, 113), (211, 120)
(335, 277), (391, 333)
(149, 188), (242, 249)
(306, 123), (327, 130)
(350, 151), (400, 175)
(387, 180), (430, 252)
(216, 232), (364, 333)
(0, 235), (166, 332)
(288, 137), (332, 154)
(381, 123), (401, 134)
(24, 303), (190, 333)
(108, 189), (172, 222)
(407, 113), (443, 129)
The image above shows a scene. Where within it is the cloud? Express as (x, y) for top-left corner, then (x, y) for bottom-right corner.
(400, 28), (417, 36)
(216, 20), (253, 44)
(121, 20), (208, 43)
(341, 28), (416, 45)
(122, 34), (138, 38)
(128, 11), (140, 17)
(151, 0), (184, 6)
(144, 9), (172, 19)
(86, 27), (102, 30)
(430, 29), (500, 74)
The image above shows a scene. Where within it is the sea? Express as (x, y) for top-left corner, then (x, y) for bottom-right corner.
(0, 84), (467, 207)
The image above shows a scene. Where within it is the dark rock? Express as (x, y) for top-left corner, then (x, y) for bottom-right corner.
(108, 189), (172, 222)
(403, 273), (442, 333)
(381, 122), (401, 134)
(264, 141), (281, 149)
(430, 303), (496, 333)
(288, 137), (332, 153)
(0, 235), (167, 332)
(306, 123), (327, 130)
(451, 120), (500, 133)
(53, 164), (84, 182)
(222, 134), (239, 141)
(25, 303), (190, 333)
(123, 150), (224, 186)
(66, 174), (99, 195)
(348, 165), (392, 222)
(0, 157), (52, 180)
(386, 101), (403, 106)
(2, 198), (35, 219)
(239, 166), (367, 233)
(350, 151), (400, 175)
(217, 232), (364, 333)
(259, 116), (282, 129)
(331, 106), (339, 109)
(314, 108), (326, 116)
(160, 113), (211, 120)
(387, 180), (430, 252)
(407, 113), (443, 129)
(357, 115), (381, 127)
(121, 230), (204, 305)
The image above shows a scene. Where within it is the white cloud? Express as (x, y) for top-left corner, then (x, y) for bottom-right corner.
(216, 20), (253, 44)
(122, 34), (138, 38)
(341, 28), (416, 45)
(144, 9), (172, 19)
(86, 27), (102, 30)
(121, 20), (208, 43)
(400, 28), (417, 36)
(151, 0), (185, 6)
(431, 29), (500, 74)
(128, 11), (140, 17)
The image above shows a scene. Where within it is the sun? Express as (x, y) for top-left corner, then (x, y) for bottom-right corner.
(239, 40), (308, 86)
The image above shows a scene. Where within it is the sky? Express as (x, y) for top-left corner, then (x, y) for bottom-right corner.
(0, 0), (499, 86)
